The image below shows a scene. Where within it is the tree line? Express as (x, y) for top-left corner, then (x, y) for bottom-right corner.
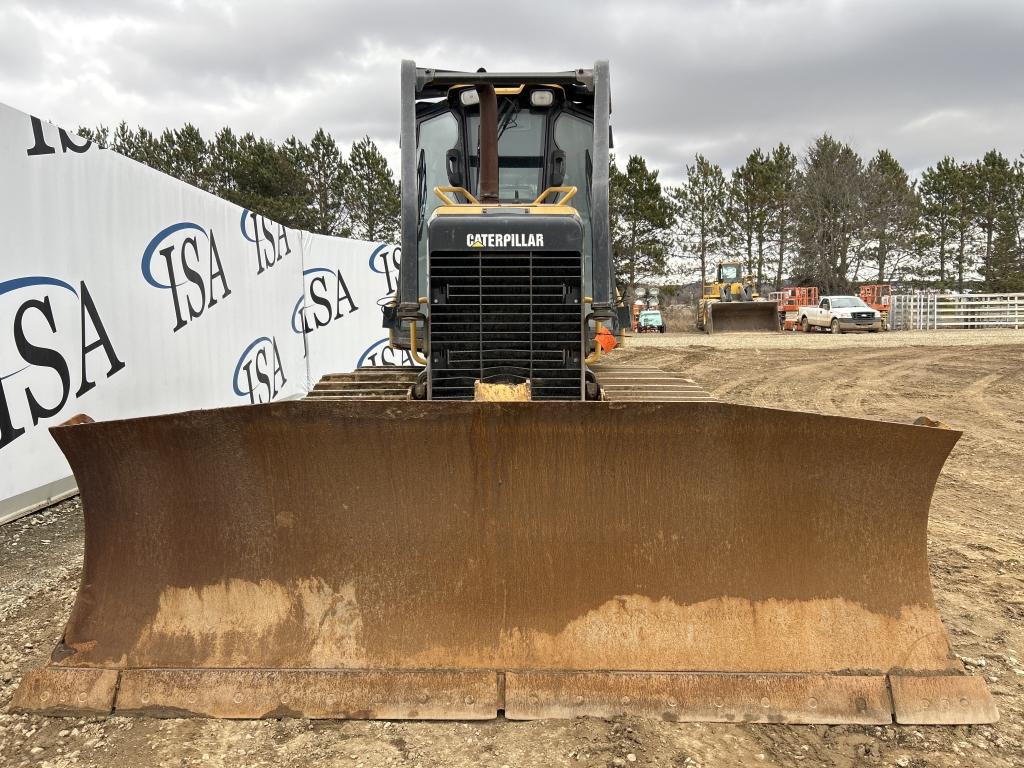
(611, 137), (1024, 300)
(75, 123), (400, 242)
(77, 121), (1022, 298)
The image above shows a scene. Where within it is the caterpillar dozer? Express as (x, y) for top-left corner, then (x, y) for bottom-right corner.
(12, 62), (996, 725)
(697, 260), (780, 333)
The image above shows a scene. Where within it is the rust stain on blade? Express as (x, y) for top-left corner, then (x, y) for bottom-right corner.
(485, 595), (956, 674)
(9, 668), (118, 715)
(505, 671), (893, 724)
(137, 578), (366, 668)
(890, 675), (998, 724)
(115, 669), (498, 719)
(25, 398), (980, 722)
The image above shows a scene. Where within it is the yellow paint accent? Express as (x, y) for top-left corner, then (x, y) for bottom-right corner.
(406, 297), (429, 366)
(434, 186), (481, 206)
(431, 185), (579, 218)
(585, 322), (604, 364)
(433, 205), (579, 217)
(446, 84), (566, 96)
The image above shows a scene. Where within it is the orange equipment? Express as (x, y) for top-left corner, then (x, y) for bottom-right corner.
(859, 284), (891, 329)
(595, 324), (617, 353)
(769, 287), (820, 331)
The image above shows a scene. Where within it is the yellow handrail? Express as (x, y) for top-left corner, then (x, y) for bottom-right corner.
(531, 186), (577, 206)
(434, 186), (481, 206)
(585, 321), (604, 364)
(407, 296), (429, 366)
(433, 185), (578, 207)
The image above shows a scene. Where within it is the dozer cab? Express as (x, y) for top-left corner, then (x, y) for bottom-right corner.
(697, 260), (780, 333)
(13, 62), (995, 725)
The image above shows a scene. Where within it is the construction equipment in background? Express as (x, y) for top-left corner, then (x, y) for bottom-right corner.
(859, 283), (892, 329)
(12, 62), (995, 726)
(770, 286), (820, 331)
(697, 260), (780, 333)
(636, 308), (666, 333)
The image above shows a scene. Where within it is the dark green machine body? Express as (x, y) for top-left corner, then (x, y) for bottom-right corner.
(387, 62), (616, 401)
(426, 212), (585, 400)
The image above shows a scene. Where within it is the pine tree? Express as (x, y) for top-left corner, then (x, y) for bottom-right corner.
(208, 127), (239, 198)
(728, 149), (773, 289)
(227, 132), (311, 228)
(859, 150), (919, 282)
(973, 150), (1015, 288)
(339, 136), (400, 241)
(793, 135), (865, 293)
(302, 128), (347, 236)
(981, 158), (1024, 292)
(949, 161), (979, 292)
(74, 125), (109, 148)
(919, 157), (959, 287)
(767, 143), (800, 291)
(170, 124), (212, 191)
(609, 155), (674, 300)
(671, 155), (728, 286)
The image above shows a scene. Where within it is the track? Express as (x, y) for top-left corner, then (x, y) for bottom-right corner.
(306, 365), (713, 402)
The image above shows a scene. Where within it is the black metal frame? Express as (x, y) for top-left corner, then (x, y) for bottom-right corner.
(397, 60), (613, 323)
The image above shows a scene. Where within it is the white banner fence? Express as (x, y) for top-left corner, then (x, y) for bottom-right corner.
(889, 292), (1024, 331)
(1, 103), (400, 524)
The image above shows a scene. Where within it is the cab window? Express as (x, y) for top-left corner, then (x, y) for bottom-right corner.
(467, 102), (546, 202)
(718, 264), (740, 281)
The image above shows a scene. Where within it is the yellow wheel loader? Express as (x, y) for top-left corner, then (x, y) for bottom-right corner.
(697, 260), (780, 333)
(13, 62), (995, 725)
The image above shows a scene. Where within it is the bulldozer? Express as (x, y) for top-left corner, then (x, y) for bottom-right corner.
(12, 62), (996, 725)
(696, 259), (780, 333)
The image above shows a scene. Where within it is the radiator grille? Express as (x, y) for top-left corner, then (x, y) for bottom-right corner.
(428, 250), (583, 400)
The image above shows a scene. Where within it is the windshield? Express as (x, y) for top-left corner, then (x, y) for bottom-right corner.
(640, 311), (662, 322)
(468, 102), (546, 202)
(831, 297), (868, 308)
(719, 264), (740, 281)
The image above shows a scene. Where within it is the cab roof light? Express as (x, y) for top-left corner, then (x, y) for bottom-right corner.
(530, 89), (554, 107)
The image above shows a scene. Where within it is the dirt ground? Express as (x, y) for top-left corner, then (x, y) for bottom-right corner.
(2, 328), (1023, 767)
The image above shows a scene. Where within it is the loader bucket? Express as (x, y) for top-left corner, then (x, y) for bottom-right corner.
(708, 300), (780, 333)
(13, 401), (996, 724)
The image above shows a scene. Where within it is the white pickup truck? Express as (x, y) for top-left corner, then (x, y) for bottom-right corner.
(798, 295), (882, 334)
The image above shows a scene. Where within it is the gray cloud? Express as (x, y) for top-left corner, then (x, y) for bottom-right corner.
(2, 0), (1021, 184)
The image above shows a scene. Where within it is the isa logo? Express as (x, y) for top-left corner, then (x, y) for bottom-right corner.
(240, 210), (292, 276)
(0, 276), (125, 450)
(142, 222), (231, 332)
(25, 116), (94, 157)
(357, 338), (416, 368)
(368, 244), (401, 296)
(291, 268), (359, 334)
(233, 336), (287, 404)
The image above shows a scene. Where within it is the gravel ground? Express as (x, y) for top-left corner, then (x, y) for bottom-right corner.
(2, 328), (1023, 767)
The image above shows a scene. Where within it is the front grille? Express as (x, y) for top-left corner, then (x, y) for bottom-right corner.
(427, 250), (583, 400)
(851, 312), (876, 320)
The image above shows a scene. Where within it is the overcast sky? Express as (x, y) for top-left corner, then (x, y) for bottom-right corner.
(2, 0), (1022, 185)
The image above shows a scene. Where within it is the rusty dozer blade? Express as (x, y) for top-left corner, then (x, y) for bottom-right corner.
(708, 300), (780, 333)
(12, 401), (996, 724)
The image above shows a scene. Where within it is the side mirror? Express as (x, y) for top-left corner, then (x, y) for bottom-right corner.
(550, 149), (566, 187)
(445, 148), (463, 187)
